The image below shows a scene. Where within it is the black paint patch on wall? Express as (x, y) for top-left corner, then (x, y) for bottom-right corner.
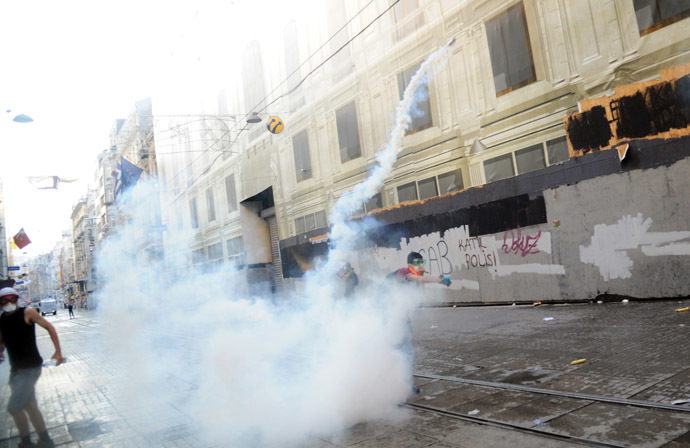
(616, 92), (652, 138)
(673, 75), (690, 128)
(365, 194), (546, 248)
(615, 76), (690, 139)
(571, 75), (690, 151)
(647, 81), (677, 135)
(566, 106), (612, 152)
(280, 136), (690, 278)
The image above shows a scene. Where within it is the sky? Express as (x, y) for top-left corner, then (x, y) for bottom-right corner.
(0, 0), (318, 257)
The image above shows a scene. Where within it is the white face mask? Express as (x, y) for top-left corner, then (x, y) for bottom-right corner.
(2, 303), (17, 313)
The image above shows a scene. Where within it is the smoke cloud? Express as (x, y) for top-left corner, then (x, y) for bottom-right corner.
(94, 42), (452, 447)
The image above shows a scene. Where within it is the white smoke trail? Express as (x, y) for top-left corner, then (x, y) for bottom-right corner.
(328, 43), (452, 253)
(95, 41), (453, 447)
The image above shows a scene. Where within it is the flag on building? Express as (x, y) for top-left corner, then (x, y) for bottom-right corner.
(13, 228), (31, 249)
(114, 156), (144, 199)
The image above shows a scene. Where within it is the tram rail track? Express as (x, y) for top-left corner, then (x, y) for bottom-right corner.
(404, 400), (626, 447)
(414, 372), (690, 412)
(409, 372), (690, 447)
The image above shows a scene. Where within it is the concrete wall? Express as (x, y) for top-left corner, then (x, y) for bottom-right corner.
(280, 137), (690, 303)
(239, 202), (272, 265)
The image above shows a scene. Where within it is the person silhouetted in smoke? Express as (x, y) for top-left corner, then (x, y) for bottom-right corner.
(337, 262), (359, 298)
(68, 300), (75, 319)
(392, 252), (451, 395)
(0, 287), (63, 447)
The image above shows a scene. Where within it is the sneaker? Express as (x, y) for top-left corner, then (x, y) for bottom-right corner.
(36, 440), (55, 448)
(18, 441), (36, 448)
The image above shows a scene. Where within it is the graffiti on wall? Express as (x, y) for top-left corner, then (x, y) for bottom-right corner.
(502, 227), (541, 257)
(370, 224), (565, 289)
(580, 213), (690, 280)
(459, 236), (497, 269)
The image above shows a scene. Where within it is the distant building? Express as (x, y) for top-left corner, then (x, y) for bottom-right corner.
(59, 230), (73, 300)
(0, 178), (7, 278)
(70, 198), (94, 299)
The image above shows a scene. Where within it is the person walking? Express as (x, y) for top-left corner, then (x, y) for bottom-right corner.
(68, 300), (74, 319)
(0, 287), (63, 447)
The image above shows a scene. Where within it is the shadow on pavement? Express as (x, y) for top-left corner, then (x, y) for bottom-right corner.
(67, 418), (103, 442)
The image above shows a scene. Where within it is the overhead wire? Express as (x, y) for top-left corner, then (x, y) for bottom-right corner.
(256, 0), (400, 115)
(141, 0), (400, 215)
(158, 0), (392, 195)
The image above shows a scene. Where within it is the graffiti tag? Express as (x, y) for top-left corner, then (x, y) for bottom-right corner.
(419, 240), (453, 276)
(502, 227), (541, 257)
(458, 236), (497, 268)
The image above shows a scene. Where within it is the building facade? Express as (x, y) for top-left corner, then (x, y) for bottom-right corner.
(70, 198), (95, 302)
(0, 178), (7, 278)
(152, 0), (690, 298)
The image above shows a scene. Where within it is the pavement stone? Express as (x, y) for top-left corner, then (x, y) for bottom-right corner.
(0, 301), (689, 447)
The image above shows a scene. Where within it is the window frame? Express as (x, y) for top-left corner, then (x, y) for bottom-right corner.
(226, 236), (246, 268)
(391, 0), (425, 41)
(417, 176), (439, 201)
(294, 210), (329, 235)
(485, 2), (537, 97)
(634, 0), (690, 36)
(484, 153), (516, 183)
(437, 169), (464, 195)
(206, 187), (216, 222)
(293, 130), (313, 182)
(192, 248), (205, 266)
(207, 242), (223, 265)
(225, 174), (238, 212)
(397, 181), (419, 203)
(514, 143), (546, 175)
(545, 136), (570, 165)
(397, 62), (433, 134)
(483, 135), (572, 183)
(295, 216), (306, 234)
(364, 192), (383, 213)
(335, 101), (362, 163)
(189, 197), (199, 229)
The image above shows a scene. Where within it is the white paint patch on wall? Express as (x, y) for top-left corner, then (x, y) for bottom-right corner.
(641, 242), (690, 256)
(536, 231), (552, 254)
(426, 279), (480, 290)
(580, 213), (690, 280)
(490, 264), (566, 278)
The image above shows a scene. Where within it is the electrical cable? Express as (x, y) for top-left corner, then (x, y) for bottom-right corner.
(256, 0), (400, 115)
(110, 0), (403, 233)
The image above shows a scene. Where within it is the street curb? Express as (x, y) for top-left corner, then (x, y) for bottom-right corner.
(420, 294), (690, 308)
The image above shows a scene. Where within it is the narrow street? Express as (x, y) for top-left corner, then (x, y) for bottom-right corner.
(1, 300), (689, 447)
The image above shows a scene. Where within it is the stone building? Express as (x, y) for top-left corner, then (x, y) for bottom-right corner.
(154, 0), (690, 300)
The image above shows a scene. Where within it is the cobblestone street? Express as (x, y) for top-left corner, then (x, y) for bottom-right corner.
(1, 300), (689, 447)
